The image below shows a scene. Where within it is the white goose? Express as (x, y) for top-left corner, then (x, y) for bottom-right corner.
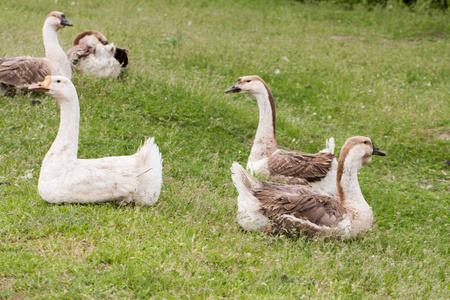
(67, 30), (129, 78)
(28, 76), (162, 205)
(226, 75), (338, 194)
(231, 136), (385, 239)
(0, 11), (72, 94)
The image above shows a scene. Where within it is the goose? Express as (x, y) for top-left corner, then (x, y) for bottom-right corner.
(0, 11), (72, 95)
(67, 30), (129, 78)
(231, 136), (386, 239)
(225, 75), (337, 194)
(28, 76), (162, 205)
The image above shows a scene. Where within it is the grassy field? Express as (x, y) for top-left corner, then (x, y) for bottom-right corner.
(0, 0), (449, 298)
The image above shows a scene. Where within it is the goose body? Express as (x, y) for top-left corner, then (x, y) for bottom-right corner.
(0, 12), (72, 94)
(28, 76), (162, 205)
(225, 75), (338, 194)
(67, 30), (129, 78)
(231, 136), (386, 239)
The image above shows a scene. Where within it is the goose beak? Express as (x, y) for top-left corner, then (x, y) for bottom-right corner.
(60, 14), (73, 27)
(372, 144), (386, 156)
(225, 85), (241, 94)
(28, 76), (51, 92)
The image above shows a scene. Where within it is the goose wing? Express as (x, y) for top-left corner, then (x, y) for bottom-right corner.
(0, 57), (51, 87)
(268, 149), (335, 182)
(253, 182), (345, 227)
(67, 45), (95, 63)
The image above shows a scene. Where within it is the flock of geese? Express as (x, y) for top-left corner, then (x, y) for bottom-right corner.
(1, 11), (386, 239)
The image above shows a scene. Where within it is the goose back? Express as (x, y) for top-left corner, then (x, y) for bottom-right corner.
(0, 57), (51, 88)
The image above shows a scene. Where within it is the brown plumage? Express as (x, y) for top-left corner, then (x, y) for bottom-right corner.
(231, 161), (346, 237)
(72, 30), (108, 46)
(0, 58), (51, 91)
(231, 137), (386, 238)
(255, 181), (345, 236)
(268, 149), (335, 182)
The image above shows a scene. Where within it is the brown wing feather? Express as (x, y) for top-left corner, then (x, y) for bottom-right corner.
(67, 45), (95, 63)
(268, 149), (335, 182)
(0, 57), (51, 87)
(252, 184), (344, 227)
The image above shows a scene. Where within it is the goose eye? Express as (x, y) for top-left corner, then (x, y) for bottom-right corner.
(246, 80), (251, 83)
(364, 141), (368, 144)
(56, 80), (61, 83)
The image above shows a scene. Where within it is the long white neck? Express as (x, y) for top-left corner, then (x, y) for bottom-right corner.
(43, 90), (80, 165)
(42, 22), (71, 79)
(337, 151), (373, 236)
(249, 89), (277, 162)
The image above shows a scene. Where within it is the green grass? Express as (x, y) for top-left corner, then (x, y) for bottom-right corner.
(0, 0), (449, 298)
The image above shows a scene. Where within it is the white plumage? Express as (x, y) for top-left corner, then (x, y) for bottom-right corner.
(74, 43), (122, 78)
(28, 76), (162, 205)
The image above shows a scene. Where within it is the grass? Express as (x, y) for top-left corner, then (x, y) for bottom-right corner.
(0, 0), (449, 298)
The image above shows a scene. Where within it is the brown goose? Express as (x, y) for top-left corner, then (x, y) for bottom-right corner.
(67, 30), (129, 78)
(0, 11), (72, 95)
(225, 75), (337, 194)
(231, 136), (386, 238)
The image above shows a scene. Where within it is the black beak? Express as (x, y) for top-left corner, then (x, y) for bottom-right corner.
(60, 14), (73, 27)
(225, 85), (241, 94)
(371, 139), (386, 156)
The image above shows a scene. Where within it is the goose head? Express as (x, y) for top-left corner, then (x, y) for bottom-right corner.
(28, 76), (76, 101)
(225, 75), (269, 96)
(46, 11), (73, 30)
(340, 136), (386, 168)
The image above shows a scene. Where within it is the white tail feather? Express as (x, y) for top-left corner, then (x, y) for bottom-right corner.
(231, 162), (269, 231)
(231, 162), (256, 196)
(321, 137), (335, 154)
(135, 137), (163, 205)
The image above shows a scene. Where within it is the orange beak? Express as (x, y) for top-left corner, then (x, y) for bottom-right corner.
(28, 76), (51, 92)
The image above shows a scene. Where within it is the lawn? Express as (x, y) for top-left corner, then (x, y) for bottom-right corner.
(0, 0), (449, 298)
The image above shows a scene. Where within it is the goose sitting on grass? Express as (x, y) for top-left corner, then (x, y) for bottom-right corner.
(28, 76), (162, 205)
(225, 75), (337, 194)
(231, 136), (385, 239)
(67, 30), (129, 78)
(0, 11), (72, 95)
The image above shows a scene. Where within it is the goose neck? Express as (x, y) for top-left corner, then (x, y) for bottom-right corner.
(45, 92), (80, 163)
(42, 22), (71, 78)
(337, 154), (373, 236)
(336, 150), (368, 209)
(250, 90), (277, 159)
